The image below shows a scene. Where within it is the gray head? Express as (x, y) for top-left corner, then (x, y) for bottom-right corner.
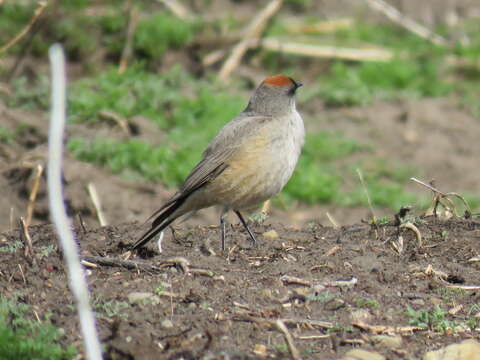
(245, 75), (302, 116)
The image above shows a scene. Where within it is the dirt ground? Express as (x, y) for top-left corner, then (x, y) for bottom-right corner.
(1, 215), (480, 359)
(1, 91), (480, 358)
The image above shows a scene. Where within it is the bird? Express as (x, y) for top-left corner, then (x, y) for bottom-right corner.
(131, 75), (305, 251)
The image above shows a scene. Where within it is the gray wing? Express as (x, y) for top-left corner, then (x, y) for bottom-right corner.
(177, 114), (272, 197)
(132, 114), (271, 249)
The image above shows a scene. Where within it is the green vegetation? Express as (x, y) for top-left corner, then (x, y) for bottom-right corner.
(355, 297), (380, 309)
(307, 291), (336, 303)
(319, 59), (451, 107)
(93, 298), (129, 319)
(0, 127), (14, 144)
(134, 13), (198, 59)
(0, 296), (76, 360)
(406, 306), (458, 332)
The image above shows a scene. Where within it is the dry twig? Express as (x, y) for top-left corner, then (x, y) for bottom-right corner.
(260, 38), (393, 61)
(275, 319), (301, 360)
(357, 168), (377, 224)
(233, 314), (334, 330)
(98, 110), (131, 135)
(87, 182), (108, 226)
(281, 275), (312, 287)
(26, 163), (43, 227)
(19, 217), (37, 266)
(118, 2), (139, 74)
(157, 0), (194, 20)
(411, 177), (471, 218)
(325, 212), (340, 229)
(399, 222), (422, 247)
(353, 321), (424, 335)
(363, 0), (448, 46)
(218, 0), (283, 81)
(0, 1), (48, 55)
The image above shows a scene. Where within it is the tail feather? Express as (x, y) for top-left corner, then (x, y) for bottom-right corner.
(131, 197), (187, 250)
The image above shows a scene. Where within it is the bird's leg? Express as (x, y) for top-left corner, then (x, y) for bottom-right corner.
(234, 210), (257, 247)
(220, 210), (227, 251)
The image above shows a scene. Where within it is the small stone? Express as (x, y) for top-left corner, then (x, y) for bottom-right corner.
(253, 344), (268, 357)
(262, 230), (279, 239)
(350, 309), (372, 324)
(127, 292), (155, 304)
(411, 298), (425, 306)
(342, 349), (385, 360)
(372, 334), (403, 349)
(324, 298), (345, 311)
(423, 339), (480, 360)
(160, 319), (174, 329)
(187, 302), (197, 310)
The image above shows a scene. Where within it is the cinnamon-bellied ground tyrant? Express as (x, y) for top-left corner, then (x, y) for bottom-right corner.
(131, 75), (305, 251)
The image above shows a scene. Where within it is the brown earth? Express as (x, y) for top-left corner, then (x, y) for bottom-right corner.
(1, 216), (480, 359)
(1, 78), (480, 358)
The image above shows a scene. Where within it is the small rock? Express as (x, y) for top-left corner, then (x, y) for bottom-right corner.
(342, 349), (385, 360)
(411, 298), (425, 306)
(262, 230), (279, 239)
(253, 344), (268, 357)
(371, 334), (403, 349)
(350, 309), (372, 324)
(161, 319), (174, 329)
(423, 339), (480, 360)
(128, 292), (157, 304)
(324, 298), (345, 311)
(187, 302), (197, 310)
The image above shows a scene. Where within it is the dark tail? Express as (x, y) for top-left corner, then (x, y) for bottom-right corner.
(131, 197), (187, 250)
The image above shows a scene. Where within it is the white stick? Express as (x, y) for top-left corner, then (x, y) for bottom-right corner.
(48, 44), (102, 360)
(363, 0), (448, 46)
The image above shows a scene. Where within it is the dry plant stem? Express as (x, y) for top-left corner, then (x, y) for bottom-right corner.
(260, 38), (393, 61)
(356, 168), (377, 224)
(19, 217), (37, 266)
(82, 255), (164, 272)
(48, 44), (102, 360)
(157, 0), (194, 20)
(0, 1), (48, 54)
(410, 177), (472, 216)
(233, 314), (333, 329)
(275, 319), (301, 360)
(17, 264), (27, 284)
(326, 212), (340, 229)
(363, 0), (448, 46)
(26, 163), (43, 227)
(218, 0), (283, 81)
(118, 2), (139, 74)
(399, 222), (422, 247)
(87, 182), (108, 226)
(82, 255), (194, 274)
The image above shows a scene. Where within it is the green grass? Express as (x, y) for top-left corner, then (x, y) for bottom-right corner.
(134, 13), (198, 59)
(0, 296), (76, 360)
(355, 297), (380, 309)
(406, 306), (458, 332)
(0, 127), (15, 144)
(319, 59), (452, 107)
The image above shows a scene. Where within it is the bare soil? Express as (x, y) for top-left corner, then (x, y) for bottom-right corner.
(1, 216), (480, 359)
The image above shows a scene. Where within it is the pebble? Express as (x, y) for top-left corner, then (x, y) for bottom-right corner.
(371, 334), (403, 349)
(160, 319), (174, 329)
(342, 349), (385, 360)
(423, 339), (480, 360)
(262, 230), (279, 239)
(127, 292), (160, 305)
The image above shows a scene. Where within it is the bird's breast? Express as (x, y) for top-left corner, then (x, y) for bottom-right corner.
(207, 111), (304, 209)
